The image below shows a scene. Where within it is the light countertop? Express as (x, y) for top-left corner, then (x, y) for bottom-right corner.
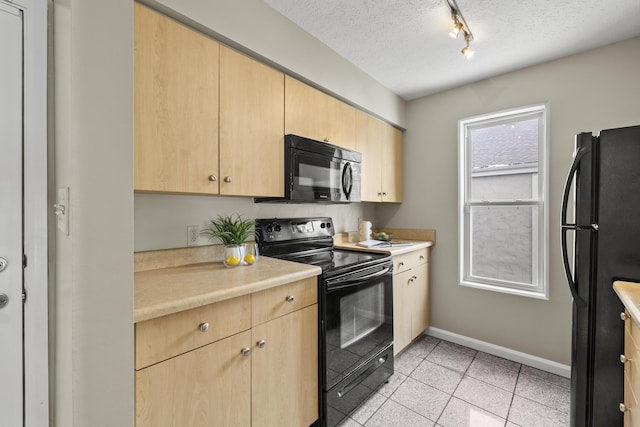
(135, 256), (321, 323)
(613, 281), (640, 325)
(335, 240), (434, 256)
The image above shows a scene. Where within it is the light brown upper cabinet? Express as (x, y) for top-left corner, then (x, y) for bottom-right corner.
(285, 76), (357, 150)
(219, 46), (284, 197)
(134, 3), (220, 194)
(356, 112), (403, 202)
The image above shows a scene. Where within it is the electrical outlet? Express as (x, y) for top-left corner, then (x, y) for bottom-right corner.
(187, 225), (199, 246)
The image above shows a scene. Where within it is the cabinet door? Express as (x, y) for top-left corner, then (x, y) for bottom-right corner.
(381, 125), (403, 202)
(134, 3), (219, 194)
(220, 46), (284, 197)
(393, 270), (412, 355)
(356, 111), (383, 202)
(252, 304), (319, 427)
(410, 263), (430, 340)
(285, 76), (356, 149)
(135, 330), (251, 427)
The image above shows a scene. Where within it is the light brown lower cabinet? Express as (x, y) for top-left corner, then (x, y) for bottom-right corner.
(392, 248), (430, 355)
(621, 309), (640, 427)
(135, 277), (319, 427)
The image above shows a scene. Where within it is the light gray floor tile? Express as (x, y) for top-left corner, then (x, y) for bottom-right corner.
(475, 352), (521, 372)
(426, 341), (476, 373)
(404, 335), (441, 359)
(378, 371), (406, 397)
(395, 351), (424, 375)
(519, 365), (570, 389)
(365, 399), (435, 427)
(411, 359), (464, 394)
(506, 423), (521, 427)
(453, 376), (513, 418)
(337, 417), (363, 427)
(467, 356), (519, 392)
(438, 397), (506, 427)
(350, 392), (387, 425)
(508, 395), (569, 427)
(390, 377), (450, 421)
(515, 373), (570, 413)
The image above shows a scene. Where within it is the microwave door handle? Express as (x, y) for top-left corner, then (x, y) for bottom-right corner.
(342, 162), (352, 198)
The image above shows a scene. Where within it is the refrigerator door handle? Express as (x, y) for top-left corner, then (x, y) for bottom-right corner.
(561, 147), (591, 304)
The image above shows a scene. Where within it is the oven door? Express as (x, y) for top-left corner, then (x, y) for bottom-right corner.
(322, 261), (393, 390)
(290, 150), (360, 203)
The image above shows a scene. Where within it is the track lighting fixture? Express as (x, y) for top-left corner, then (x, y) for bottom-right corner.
(461, 32), (474, 59)
(446, 0), (475, 59)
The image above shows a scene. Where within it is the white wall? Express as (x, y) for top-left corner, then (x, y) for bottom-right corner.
(376, 37), (640, 365)
(135, 194), (377, 251)
(53, 0), (134, 426)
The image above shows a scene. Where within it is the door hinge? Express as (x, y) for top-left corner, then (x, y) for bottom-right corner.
(23, 253), (27, 268)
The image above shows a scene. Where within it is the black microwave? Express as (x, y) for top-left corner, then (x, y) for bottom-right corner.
(255, 134), (361, 204)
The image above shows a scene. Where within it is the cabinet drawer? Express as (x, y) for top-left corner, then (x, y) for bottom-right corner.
(393, 248), (429, 274)
(135, 294), (251, 369)
(252, 277), (317, 326)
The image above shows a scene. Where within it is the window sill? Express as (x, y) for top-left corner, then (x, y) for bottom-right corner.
(458, 280), (549, 300)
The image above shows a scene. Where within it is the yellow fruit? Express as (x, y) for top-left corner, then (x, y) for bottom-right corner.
(225, 256), (240, 266)
(244, 254), (256, 265)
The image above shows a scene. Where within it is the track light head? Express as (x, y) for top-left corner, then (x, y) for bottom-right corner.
(449, 17), (462, 38)
(461, 34), (474, 59)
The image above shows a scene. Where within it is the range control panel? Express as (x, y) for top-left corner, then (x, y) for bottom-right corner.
(255, 217), (334, 243)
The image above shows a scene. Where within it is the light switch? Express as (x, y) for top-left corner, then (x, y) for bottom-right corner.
(55, 187), (69, 236)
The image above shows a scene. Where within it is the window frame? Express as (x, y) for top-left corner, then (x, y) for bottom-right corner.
(458, 103), (549, 299)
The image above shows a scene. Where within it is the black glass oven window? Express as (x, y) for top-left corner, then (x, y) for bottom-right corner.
(340, 282), (384, 348)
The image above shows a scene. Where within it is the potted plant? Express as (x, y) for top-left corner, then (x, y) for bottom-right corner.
(202, 214), (255, 267)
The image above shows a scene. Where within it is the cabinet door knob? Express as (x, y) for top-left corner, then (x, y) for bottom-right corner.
(420, 255), (425, 260)
(257, 340), (266, 349)
(620, 403), (628, 413)
(621, 312), (629, 321)
(382, 192), (387, 196)
(208, 174), (217, 182)
(621, 354), (631, 364)
(241, 347), (251, 357)
(398, 262), (404, 268)
(224, 176), (232, 183)
(286, 295), (295, 303)
(198, 322), (209, 332)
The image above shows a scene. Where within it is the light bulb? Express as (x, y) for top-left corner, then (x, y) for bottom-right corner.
(461, 43), (474, 59)
(449, 22), (462, 38)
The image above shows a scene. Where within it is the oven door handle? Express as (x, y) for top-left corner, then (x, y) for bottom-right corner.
(325, 266), (392, 290)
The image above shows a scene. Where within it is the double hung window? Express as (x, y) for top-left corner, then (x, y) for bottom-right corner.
(458, 104), (548, 298)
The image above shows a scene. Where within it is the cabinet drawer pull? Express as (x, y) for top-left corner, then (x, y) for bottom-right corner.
(621, 354), (631, 364)
(241, 347), (251, 357)
(398, 262), (404, 268)
(620, 403), (628, 413)
(323, 137), (330, 143)
(224, 176), (232, 183)
(621, 312), (629, 321)
(208, 174), (217, 182)
(419, 255), (425, 261)
(286, 295), (295, 303)
(198, 322), (209, 333)
(257, 339), (266, 349)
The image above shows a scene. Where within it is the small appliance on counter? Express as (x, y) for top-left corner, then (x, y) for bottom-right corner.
(256, 217), (394, 427)
(561, 125), (640, 426)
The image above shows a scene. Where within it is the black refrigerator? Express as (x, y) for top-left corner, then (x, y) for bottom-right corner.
(561, 124), (640, 427)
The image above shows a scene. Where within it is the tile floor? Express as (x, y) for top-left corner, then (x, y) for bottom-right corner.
(337, 335), (570, 427)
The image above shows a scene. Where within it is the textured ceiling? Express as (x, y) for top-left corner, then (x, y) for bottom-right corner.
(263, 0), (640, 100)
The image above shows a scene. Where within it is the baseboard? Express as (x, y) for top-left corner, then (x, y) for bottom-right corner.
(426, 327), (571, 378)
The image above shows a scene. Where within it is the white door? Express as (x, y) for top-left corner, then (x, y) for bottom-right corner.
(0, 3), (24, 427)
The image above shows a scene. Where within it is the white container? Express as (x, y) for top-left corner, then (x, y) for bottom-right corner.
(359, 220), (372, 241)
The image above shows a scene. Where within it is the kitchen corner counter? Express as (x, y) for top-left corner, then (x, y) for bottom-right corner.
(334, 240), (434, 255)
(134, 256), (321, 323)
(614, 280), (640, 325)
